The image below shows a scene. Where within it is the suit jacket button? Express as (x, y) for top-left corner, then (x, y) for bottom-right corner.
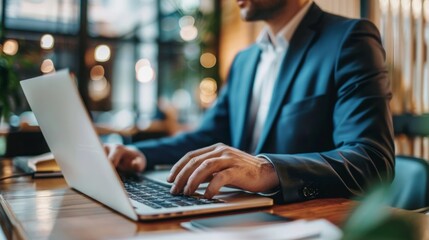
(302, 186), (319, 199)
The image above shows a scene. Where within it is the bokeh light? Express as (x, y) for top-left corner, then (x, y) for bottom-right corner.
(180, 0), (199, 12)
(199, 78), (217, 94)
(40, 34), (55, 50)
(41, 59), (55, 74)
(137, 66), (155, 83)
(179, 16), (195, 28)
(94, 45), (111, 62)
(89, 77), (110, 101)
(90, 65), (105, 80)
(199, 78), (217, 107)
(135, 59), (151, 72)
(3, 40), (19, 56)
(200, 52), (217, 68)
(135, 59), (155, 83)
(180, 26), (198, 41)
(200, 92), (217, 105)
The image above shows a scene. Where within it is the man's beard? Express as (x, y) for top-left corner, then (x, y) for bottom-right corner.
(240, 0), (287, 21)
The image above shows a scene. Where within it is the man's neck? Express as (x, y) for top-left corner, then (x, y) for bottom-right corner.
(265, 0), (310, 35)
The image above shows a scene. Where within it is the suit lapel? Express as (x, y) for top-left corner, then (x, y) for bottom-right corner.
(233, 46), (261, 149)
(254, 4), (323, 153)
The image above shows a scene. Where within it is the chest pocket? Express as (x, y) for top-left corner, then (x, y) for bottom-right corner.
(280, 94), (329, 118)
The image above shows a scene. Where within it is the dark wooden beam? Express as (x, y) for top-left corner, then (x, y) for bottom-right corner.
(77, 0), (89, 111)
(1, 0), (6, 42)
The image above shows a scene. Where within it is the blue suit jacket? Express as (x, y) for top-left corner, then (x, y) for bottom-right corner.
(136, 3), (395, 203)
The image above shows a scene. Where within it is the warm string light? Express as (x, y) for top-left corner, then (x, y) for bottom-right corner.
(40, 59), (55, 73)
(92, 77), (108, 91)
(89, 77), (110, 101)
(200, 52), (217, 68)
(90, 65), (105, 80)
(89, 64), (109, 101)
(3, 40), (19, 56)
(199, 78), (217, 107)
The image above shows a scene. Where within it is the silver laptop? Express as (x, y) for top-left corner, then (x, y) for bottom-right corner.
(20, 70), (273, 221)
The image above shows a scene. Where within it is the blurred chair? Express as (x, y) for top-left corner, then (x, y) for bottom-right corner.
(387, 155), (429, 211)
(393, 114), (429, 136)
(389, 114), (429, 212)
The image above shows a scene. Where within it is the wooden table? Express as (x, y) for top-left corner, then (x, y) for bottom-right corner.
(0, 158), (427, 239)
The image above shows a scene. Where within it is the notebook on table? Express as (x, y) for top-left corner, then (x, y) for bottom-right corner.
(20, 70), (273, 221)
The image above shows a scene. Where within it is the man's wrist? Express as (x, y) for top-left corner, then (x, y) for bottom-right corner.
(257, 154), (281, 195)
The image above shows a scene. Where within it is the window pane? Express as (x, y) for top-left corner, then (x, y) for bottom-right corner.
(88, 0), (158, 38)
(4, 0), (80, 34)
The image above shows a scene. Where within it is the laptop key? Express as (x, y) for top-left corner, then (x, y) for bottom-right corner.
(124, 177), (225, 209)
(158, 203), (176, 208)
(147, 204), (162, 209)
(175, 201), (193, 206)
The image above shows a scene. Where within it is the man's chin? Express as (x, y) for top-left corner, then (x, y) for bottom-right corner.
(240, 9), (258, 21)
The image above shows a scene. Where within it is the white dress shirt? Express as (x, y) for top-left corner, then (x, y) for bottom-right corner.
(248, 1), (313, 154)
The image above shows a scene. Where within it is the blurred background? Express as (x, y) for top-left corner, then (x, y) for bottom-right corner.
(0, 0), (428, 161)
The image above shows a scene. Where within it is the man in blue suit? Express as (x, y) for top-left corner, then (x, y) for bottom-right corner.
(107, 0), (394, 203)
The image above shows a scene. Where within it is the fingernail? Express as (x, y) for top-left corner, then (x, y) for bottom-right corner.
(170, 186), (177, 194)
(131, 161), (138, 170)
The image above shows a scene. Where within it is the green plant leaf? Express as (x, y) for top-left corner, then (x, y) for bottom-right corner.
(342, 185), (420, 240)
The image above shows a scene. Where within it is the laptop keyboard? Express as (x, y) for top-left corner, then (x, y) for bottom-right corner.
(123, 178), (224, 209)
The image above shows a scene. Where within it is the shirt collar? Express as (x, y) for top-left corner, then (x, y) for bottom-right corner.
(256, 1), (313, 52)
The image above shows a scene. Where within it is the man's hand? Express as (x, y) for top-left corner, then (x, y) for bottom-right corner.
(105, 144), (147, 172)
(167, 143), (279, 199)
